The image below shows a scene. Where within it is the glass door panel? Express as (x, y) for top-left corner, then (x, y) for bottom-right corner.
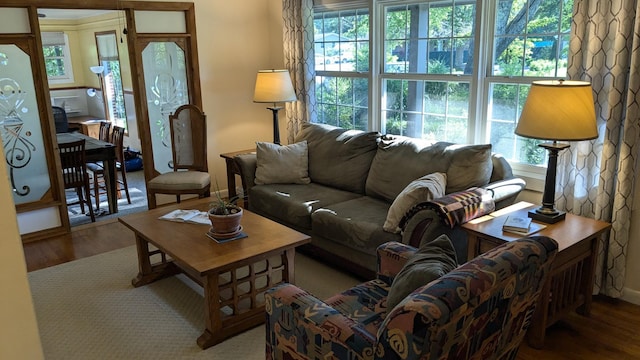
(142, 41), (189, 173)
(0, 45), (51, 205)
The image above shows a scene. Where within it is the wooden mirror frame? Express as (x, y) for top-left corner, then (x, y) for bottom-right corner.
(0, 1), (202, 241)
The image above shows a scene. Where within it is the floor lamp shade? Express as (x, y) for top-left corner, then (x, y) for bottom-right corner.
(515, 80), (598, 223)
(253, 70), (297, 145)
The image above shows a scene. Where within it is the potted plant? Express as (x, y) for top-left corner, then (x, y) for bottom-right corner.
(208, 180), (243, 235)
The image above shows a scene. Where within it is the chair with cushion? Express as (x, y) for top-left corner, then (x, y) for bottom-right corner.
(59, 139), (95, 222)
(147, 104), (211, 209)
(265, 235), (558, 360)
(87, 125), (131, 210)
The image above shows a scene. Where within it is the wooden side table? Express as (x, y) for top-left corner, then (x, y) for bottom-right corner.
(461, 201), (611, 348)
(220, 149), (254, 206)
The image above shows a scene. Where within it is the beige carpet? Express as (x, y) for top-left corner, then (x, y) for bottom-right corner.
(28, 246), (360, 359)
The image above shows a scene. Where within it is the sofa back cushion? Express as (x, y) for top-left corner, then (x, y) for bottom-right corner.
(365, 136), (493, 202)
(295, 123), (380, 194)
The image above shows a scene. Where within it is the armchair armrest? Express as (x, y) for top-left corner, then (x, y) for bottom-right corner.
(376, 242), (417, 283)
(265, 283), (376, 359)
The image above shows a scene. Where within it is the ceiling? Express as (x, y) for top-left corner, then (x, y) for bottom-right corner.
(37, 9), (116, 20)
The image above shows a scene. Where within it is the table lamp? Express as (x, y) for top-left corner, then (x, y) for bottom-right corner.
(253, 69), (297, 145)
(515, 79), (598, 223)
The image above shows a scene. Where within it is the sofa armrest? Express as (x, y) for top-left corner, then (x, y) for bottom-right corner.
(376, 242), (417, 283)
(486, 177), (526, 210)
(234, 154), (257, 208)
(265, 283), (376, 358)
(400, 208), (469, 263)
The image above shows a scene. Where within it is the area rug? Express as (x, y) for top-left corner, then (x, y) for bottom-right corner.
(28, 246), (360, 359)
(66, 187), (148, 227)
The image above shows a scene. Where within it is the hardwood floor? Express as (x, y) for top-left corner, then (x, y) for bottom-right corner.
(23, 220), (640, 359)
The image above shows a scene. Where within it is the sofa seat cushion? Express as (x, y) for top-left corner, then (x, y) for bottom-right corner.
(324, 278), (390, 336)
(250, 183), (362, 230)
(311, 197), (400, 256)
(295, 123), (380, 194)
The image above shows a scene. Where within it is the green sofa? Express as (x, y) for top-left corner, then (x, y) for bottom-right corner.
(235, 123), (525, 279)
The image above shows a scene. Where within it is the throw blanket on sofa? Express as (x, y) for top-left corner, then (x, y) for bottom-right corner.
(400, 187), (495, 229)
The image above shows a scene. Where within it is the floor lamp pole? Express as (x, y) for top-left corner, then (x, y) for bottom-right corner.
(267, 106), (283, 145)
(529, 141), (570, 224)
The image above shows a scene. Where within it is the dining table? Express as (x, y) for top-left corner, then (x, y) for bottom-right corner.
(56, 132), (118, 214)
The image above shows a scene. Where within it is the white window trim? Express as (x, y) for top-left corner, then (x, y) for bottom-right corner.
(43, 32), (74, 85)
(314, 0), (560, 184)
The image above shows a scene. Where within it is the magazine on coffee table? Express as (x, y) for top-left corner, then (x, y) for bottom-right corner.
(158, 209), (210, 225)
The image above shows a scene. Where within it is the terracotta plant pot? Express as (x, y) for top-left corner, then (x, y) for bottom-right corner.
(208, 206), (243, 234)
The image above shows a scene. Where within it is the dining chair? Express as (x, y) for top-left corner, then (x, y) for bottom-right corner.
(59, 139), (95, 222)
(98, 121), (111, 142)
(52, 106), (69, 133)
(147, 104), (211, 209)
(87, 125), (131, 209)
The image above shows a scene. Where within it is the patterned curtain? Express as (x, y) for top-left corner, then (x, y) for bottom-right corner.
(558, 0), (640, 297)
(282, 0), (317, 144)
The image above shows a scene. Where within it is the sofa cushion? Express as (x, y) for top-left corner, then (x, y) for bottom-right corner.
(386, 234), (458, 310)
(250, 183), (362, 230)
(311, 196), (400, 256)
(366, 137), (494, 202)
(383, 172), (447, 234)
(444, 143), (493, 193)
(365, 138), (448, 202)
(295, 123), (380, 194)
(254, 141), (310, 185)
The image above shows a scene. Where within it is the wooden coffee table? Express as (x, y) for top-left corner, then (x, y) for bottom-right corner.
(118, 197), (311, 349)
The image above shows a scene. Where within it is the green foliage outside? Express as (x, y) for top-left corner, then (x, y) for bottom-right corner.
(314, 0), (572, 165)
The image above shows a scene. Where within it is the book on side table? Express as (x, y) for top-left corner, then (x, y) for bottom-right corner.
(502, 215), (546, 236)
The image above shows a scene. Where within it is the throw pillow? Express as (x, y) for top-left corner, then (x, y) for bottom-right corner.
(254, 141), (311, 185)
(383, 172), (447, 234)
(445, 143), (493, 193)
(386, 234), (458, 311)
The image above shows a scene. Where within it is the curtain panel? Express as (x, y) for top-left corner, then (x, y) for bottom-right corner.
(561, 0), (640, 297)
(282, 0), (317, 144)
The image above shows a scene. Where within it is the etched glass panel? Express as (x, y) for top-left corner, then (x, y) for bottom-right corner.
(142, 42), (189, 173)
(0, 45), (51, 204)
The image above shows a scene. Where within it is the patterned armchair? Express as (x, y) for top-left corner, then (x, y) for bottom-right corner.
(265, 236), (558, 360)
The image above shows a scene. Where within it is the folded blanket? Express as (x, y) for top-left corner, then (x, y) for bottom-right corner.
(400, 187), (495, 229)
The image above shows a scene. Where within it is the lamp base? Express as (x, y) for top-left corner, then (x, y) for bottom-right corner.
(528, 208), (566, 224)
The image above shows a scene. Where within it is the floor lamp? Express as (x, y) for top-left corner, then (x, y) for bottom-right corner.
(253, 69), (297, 145)
(515, 80), (598, 224)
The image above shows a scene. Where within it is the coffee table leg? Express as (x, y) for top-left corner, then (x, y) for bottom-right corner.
(283, 248), (296, 283)
(131, 234), (179, 287)
(197, 272), (222, 349)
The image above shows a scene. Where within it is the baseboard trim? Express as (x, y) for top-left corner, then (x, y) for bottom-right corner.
(622, 287), (640, 305)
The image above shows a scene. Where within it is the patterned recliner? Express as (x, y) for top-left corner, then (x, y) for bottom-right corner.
(265, 236), (558, 360)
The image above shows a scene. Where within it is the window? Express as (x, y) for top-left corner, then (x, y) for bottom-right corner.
(313, 0), (572, 171)
(95, 31), (127, 131)
(42, 32), (74, 84)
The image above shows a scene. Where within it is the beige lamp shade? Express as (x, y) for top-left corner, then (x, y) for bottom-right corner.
(515, 80), (598, 141)
(253, 69), (297, 104)
(90, 65), (104, 74)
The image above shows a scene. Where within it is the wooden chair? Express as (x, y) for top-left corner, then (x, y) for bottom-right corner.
(147, 104), (211, 209)
(59, 139), (95, 222)
(98, 121), (111, 142)
(87, 125), (131, 209)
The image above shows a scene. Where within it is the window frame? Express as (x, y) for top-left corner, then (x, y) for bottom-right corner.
(313, 0), (572, 186)
(42, 32), (74, 85)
